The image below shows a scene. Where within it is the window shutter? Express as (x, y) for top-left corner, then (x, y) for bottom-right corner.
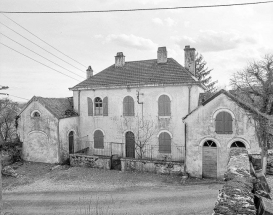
(103, 97), (108, 116)
(87, 97), (93, 116)
(159, 132), (171, 153)
(158, 95), (171, 116)
(129, 97), (134, 116)
(94, 130), (104, 149)
(224, 112), (233, 134)
(215, 112), (224, 133)
(123, 97), (128, 116)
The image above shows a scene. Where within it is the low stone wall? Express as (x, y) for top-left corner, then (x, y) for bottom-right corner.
(70, 154), (111, 170)
(120, 158), (184, 175)
(213, 148), (256, 215)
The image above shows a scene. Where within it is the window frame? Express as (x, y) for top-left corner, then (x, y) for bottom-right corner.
(94, 97), (103, 116)
(31, 110), (41, 118)
(158, 131), (172, 154)
(158, 94), (171, 117)
(94, 130), (104, 149)
(123, 96), (135, 116)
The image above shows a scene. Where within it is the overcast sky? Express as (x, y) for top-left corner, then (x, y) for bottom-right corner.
(1, 0), (273, 102)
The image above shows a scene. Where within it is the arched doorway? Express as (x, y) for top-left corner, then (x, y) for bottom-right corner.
(202, 140), (217, 178)
(230, 141), (246, 148)
(69, 131), (74, 154)
(125, 131), (135, 158)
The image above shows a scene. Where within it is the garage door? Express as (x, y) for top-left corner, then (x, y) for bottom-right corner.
(24, 131), (57, 163)
(202, 140), (217, 178)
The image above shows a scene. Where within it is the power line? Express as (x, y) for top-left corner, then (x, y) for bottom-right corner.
(1, 14), (87, 68)
(0, 22), (85, 73)
(1, 33), (85, 79)
(0, 1), (272, 13)
(0, 42), (81, 81)
(0, 93), (29, 101)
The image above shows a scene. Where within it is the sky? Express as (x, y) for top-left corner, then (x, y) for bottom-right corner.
(1, 0), (273, 102)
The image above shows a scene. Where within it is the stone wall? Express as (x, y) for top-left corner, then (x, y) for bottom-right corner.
(213, 148), (256, 215)
(120, 158), (184, 175)
(70, 154), (111, 170)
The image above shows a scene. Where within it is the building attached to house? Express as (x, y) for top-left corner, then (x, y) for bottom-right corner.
(17, 96), (79, 163)
(183, 90), (260, 178)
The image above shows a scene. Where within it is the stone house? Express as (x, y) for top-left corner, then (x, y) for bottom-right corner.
(69, 46), (205, 162)
(17, 96), (79, 163)
(183, 89), (261, 178)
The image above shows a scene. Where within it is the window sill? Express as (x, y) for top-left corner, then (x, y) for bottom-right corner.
(158, 116), (171, 119)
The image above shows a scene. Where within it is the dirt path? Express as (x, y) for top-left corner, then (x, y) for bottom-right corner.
(2, 163), (222, 215)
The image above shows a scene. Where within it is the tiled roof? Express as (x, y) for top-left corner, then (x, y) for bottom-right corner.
(70, 58), (200, 90)
(183, 89), (272, 120)
(19, 96), (77, 119)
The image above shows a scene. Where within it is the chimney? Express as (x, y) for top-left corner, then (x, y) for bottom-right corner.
(184, 45), (196, 76)
(157, 47), (167, 64)
(115, 52), (125, 67)
(86, 66), (93, 79)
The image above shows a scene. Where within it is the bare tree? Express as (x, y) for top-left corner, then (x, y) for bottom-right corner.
(0, 98), (19, 142)
(230, 54), (273, 174)
(120, 115), (157, 159)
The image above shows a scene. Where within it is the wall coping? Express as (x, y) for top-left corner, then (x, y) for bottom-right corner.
(120, 157), (184, 165)
(70, 153), (111, 159)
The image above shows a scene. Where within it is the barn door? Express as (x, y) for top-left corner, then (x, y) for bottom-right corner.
(125, 131), (135, 158)
(69, 131), (74, 154)
(202, 140), (217, 178)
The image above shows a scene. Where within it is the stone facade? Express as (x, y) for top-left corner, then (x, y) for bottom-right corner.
(184, 92), (260, 178)
(18, 98), (79, 163)
(120, 157), (184, 175)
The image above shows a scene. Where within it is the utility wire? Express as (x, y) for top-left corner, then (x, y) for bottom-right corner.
(0, 22), (85, 73)
(0, 42), (81, 81)
(1, 14), (87, 68)
(0, 93), (29, 101)
(1, 33), (85, 78)
(0, 1), (272, 13)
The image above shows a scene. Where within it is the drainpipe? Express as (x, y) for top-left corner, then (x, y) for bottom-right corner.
(136, 90), (144, 120)
(183, 120), (187, 174)
(188, 86), (192, 113)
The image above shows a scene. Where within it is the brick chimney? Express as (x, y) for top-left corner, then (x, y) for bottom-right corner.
(157, 47), (167, 64)
(184, 45), (196, 76)
(86, 66), (93, 79)
(115, 52), (125, 67)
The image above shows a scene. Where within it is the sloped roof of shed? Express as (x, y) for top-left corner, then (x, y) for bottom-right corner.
(70, 58), (201, 90)
(18, 96), (77, 119)
(183, 89), (271, 121)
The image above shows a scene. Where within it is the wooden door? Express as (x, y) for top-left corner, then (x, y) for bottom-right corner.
(202, 140), (217, 178)
(69, 131), (74, 154)
(126, 131), (135, 158)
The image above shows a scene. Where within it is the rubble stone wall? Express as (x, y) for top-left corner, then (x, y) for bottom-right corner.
(213, 148), (256, 215)
(70, 154), (111, 170)
(120, 158), (184, 175)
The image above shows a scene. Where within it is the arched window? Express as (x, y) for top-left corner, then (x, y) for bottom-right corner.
(31, 110), (41, 118)
(87, 97), (93, 116)
(123, 96), (134, 116)
(203, 140), (217, 147)
(215, 111), (233, 134)
(94, 97), (103, 116)
(158, 95), (171, 116)
(231, 141), (246, 148)
(159, 132), (171, 153)
(94, 130), (104, 149)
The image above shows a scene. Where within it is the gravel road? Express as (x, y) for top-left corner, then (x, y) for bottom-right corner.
(3, 163), (223, 215)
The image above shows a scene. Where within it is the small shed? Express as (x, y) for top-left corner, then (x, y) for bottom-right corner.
(17, 96), (79, 163)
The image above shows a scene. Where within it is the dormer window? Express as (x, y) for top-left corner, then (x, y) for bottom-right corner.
(31, 110), (41, 118)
